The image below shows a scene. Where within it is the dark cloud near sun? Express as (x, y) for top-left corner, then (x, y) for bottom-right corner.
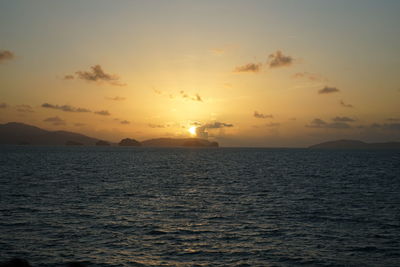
(340, 100), (353, 108)
(0, 103), (7, 108)
(202, 122), (233, 129)
(306, 118), (351, 129)
(42, 103), (91, 113)
(65, 65), (126, 86)
(43, 116), (66, 126)
(254, 111), (273, 119)
(94, 110), (111, 116)
(268, 51), (293, 68)
(319, 86), (340, 94)
(234, 63), (262, 73)
(195, 121), (234, 139)
(0, 50), (14, 63)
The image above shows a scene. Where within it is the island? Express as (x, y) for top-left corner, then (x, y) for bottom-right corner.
(309, 139), (400, 149)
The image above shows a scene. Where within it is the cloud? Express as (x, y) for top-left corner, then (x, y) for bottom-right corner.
(68, 65), (126, 86)
(105, 96), (126, 101)
(292, 72), (327, 82)
(234, 63), (262, 73)
(332, 116), (355, 122)
(268, 50), (293, 68)
(265, 122), (280, 127)
(254, 111), (273, 119)
(387, 118), (400, 122)
(179, 91), (203, 102)
(64, 75), (74, 80)
(42, 103), (91, 112)
(0, 50), (14, 63)
(210, 48), (225, 55)
(43, 116), (66, 126)
(0, 103), (7, 108)
(74, 123), (86, 127)
(16, 105), (34, 113)
(306, 118), (351, 129)
(148, 124), (166, 128)
(340, 100), (353, 108)
(202, 122), (233, 129)
(319, 86), (340, 94)
(195, 121), (234, 139)
(120, 120), (130, 124)
(358, 123), (400, 131)
(94, 110), (110, 116)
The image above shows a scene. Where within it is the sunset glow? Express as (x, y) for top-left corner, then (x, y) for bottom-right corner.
(0, 1), (399, 147)
(188, 126), (197, 136)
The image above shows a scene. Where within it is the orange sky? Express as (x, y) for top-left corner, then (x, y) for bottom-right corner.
(1, 1), (399, 147)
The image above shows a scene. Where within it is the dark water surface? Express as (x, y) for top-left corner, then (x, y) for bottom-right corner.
(1, 146), (399, 266)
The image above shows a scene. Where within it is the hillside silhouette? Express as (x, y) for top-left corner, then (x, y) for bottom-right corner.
(309, 139), (400, 149)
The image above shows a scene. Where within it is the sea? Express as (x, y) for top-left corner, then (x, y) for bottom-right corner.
(0, 146), (399, 266)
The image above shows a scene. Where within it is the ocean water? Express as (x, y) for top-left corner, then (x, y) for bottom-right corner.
(0, 146), (399, 267)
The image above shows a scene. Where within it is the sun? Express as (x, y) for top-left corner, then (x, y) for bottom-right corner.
(188, 126), (197, 136)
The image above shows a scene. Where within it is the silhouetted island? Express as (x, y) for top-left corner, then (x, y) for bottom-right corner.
(309, 139), (400, 149)
(65, 140), (83, 146)
(142, 138), (219, 147)
(0, 122), (101, 146)
(118, 138), (141, 146)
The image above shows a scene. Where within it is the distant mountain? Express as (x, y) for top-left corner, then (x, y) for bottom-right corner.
(309, 139), (400, 149)
(0, 122), (101, 145)
(142, 138), (218, 147)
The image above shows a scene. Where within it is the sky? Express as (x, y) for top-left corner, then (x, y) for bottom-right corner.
(0, 0), (399, 147)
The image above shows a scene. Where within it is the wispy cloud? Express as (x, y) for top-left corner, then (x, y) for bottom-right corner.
(210, 48), (225, 55)
(268, 50), (293, 68)
(63, 75), (74, 80)
(265, 122), (280, 127)
(358, 123), (400, 131)
(65, 65), (126, 86)
(292, 72), (327, 82)
(94, 110), (111, 116)
(105, 96), (126, 101)
(42, 103), (91, 113)
(234, 63), (262, 73)
(332, 116), (355, 122)
(43, 116), (66, 126)
(180, 91), (202, 102)
(120, 120), (130, 124)
(0, 50), (14, 63)
(254, 111), (273, 119)
(340, 100), (353, 108)
(16, 105), (34, 113)
(387, 118), (400, 122)
(319, 86), (340, 94)
(74, 123), (86, 127)
(148, 123), (167, 128)
(0, 103), (7, 108)
(306, 118), (351, 129)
